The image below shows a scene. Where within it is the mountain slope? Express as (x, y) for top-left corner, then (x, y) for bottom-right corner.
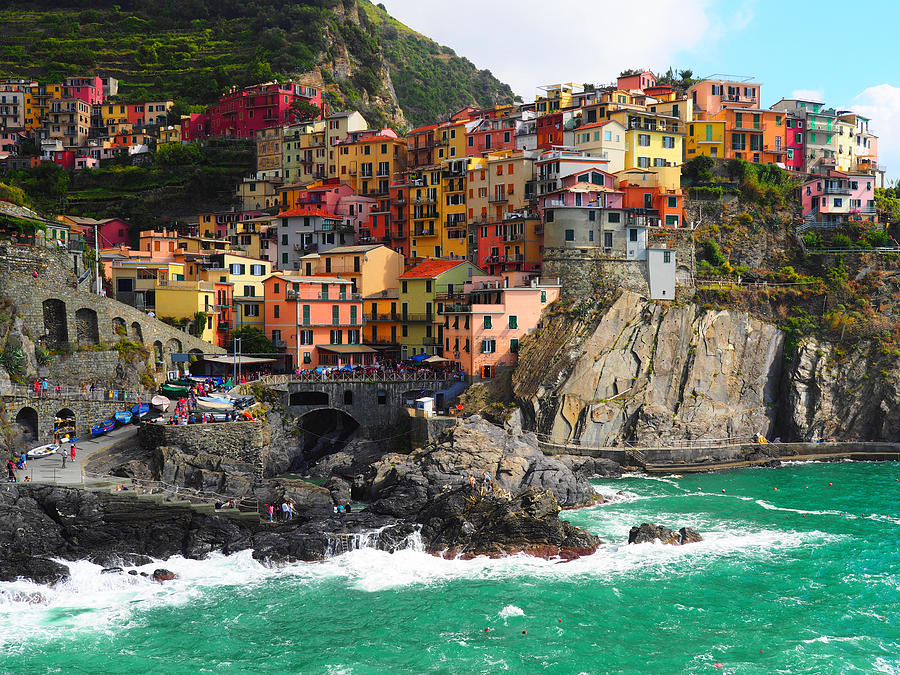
(0, 0), (515, 128)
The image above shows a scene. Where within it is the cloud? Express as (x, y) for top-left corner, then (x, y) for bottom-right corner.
(790, 89), (825, 102)
(852, 84), (900, 181)
(382, 0), (750, 98)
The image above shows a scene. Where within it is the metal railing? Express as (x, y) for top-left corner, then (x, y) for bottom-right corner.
(8, 384), (145, 401)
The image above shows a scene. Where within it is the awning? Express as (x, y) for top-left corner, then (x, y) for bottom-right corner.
(203, 355), (277, 365)
(316, 345), (377, 354)
(408, 353), (429, 362)
(424, 355), (449, 363)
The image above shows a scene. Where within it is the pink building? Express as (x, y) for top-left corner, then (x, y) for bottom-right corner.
(282, 181), (375, 242)
(62, 76), (104, 105)
(65, 216), (132, 248)
(617, 71), (657, 92)
(801, 170), (876, 224)
(442, 272), (560, 379)
(182, 82), (321, 140)
(784, 114), (805, 171)
(689, 78), (762, 118)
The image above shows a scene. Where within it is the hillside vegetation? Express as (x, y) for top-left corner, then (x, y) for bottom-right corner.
(0, 0), (515, 128)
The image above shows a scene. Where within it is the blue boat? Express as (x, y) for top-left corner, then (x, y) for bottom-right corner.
(114, 411), (132, 424)
(91, 418), (116, 437)
(130, 402), (150, 420)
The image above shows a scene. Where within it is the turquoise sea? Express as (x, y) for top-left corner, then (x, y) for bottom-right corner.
(2, 461), (899, 674)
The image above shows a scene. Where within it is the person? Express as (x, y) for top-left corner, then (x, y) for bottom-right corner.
(281, 501), (289, 521)
(336, 504), (344, 514)
(55, 383), (61, 395)
(32, 270), (37, 279)
(287, 501), (294, 519)
(60, 447), (67, 468)
(6, 459), (16, 482)
(214, 499), (223, 510)
(267, 504), (275, 522)
(468, 474), (476, 488)
(228, 498), (236, 509)
(23, 475), (31, 482)
(70, 443), (76, 462)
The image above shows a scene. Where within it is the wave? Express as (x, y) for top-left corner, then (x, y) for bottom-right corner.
(498, 605), (524, 620)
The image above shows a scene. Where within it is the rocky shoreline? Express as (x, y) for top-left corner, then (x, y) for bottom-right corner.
(0, 416), (624, 584)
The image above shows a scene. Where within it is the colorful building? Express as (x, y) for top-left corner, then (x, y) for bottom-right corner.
(263, 275), (368, 367)
(398, 259), (483, 359)
(335, 129), (408, 197)
(686, 119), (726, 160)
(442, 272), (560, 379)
(275, 206), (354, 270)
(607, 109), (683, 170)
(689, 78), (762, 118)
(299, 244), (403, 297)
(154, 279), (220, 344)
(573, 120), (627, 172)
(801, 171), (876, 225)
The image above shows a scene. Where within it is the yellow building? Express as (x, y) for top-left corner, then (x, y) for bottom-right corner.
(686, 120), (727, 161)
(283, 120), (326, 183)
(408, 166), (443, 259)
(399, 259), (483, 358)
(305, 244), (404, 297)
(440, 156), (472, 259)
(154, 279), (220, 344)
(24, 83), (63, 131)
(198, 253), (272, 332)
(336, 130), (408, 197)
(535, 83), (582, 116)
(609, 110), (684, 169)
(108, 260), (185, 312)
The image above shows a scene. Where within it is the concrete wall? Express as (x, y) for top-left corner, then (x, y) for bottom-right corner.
(3, 396), (130, 441)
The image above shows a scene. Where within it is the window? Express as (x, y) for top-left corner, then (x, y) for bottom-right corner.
(376, 390), (387, 405)
(629, 229), (638, 242)
(589, 211), (596, 222)
(273, 305), (280, 318)
(508, 315), (518, 329)
(350, 306), (357, 324)
(330, 329), (342, 344)
(332, 305), (340, 324)
(244, 304), (260, 317)
(662, 136), (675, 148)
(401, 281), (408, 293)
(665, 214), (679, 226)
(302, 305), (311, 325)
(484, 315), (492, 329)
(425, 280), (432, 293)
(667, 196), (677, 208)
(546, 210), (554, 222)
(564, 229), (575, 242)
(607, 212), (621, 224)
(663, 250), (671, 264)
(637, 134), (650, 146)
(833, 198), (843, 207)
(300, 330), (313, 345)
(637, 157), (650, 168)
(481, 339), (496, 353)
(589, 230), (594, 242)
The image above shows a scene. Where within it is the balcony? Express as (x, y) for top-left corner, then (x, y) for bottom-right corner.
(274, 339), (287, 349)
(368, 313), (400, 322)
(727, 124), (766, 133)
(489, 194), (508, 203)
(414, 228), (435, 237)
(401, 313), (434, 323)
(824, 184), (851, 195)
(286, 290), (361, 301)
(156, 279), (215, 291)
(422, 336), (438, 346)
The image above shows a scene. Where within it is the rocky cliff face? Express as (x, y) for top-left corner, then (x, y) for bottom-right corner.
(785, 337), (900, 441)
(517, 291), (784, 445)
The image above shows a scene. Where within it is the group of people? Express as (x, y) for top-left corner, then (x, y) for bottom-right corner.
(31, 380), (104, 399)
(6, 457), (27, 482)
(264, 501), (296, 521)
(162, 409), (254, 426)
(214, 497), (238, 510)
(292, 361), (456, 380)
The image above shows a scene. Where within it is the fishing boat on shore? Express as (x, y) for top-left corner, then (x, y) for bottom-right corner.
(151, 395), (171, 411)
(131, 402), (150, 420)
(91, 418), (116, 437)
(196, 396), (234, 411)
(27, 443), (59, 458)
(114, 411), (132, 424)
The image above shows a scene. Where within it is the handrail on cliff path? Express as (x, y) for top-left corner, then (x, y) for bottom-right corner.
(7, 384), (146, 402)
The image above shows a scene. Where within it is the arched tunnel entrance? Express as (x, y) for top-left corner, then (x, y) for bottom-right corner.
(288, 408), (360, 473)
(14, 407), (38, 443)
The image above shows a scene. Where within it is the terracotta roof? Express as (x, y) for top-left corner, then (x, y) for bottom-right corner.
(275, 206), (341, 219)
(409, 123), (439, 134)
(399, 260), (467, 279)
(577, 121), (615, 130)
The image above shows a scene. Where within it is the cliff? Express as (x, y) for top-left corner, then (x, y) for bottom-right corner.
(514, 291), (900, 445)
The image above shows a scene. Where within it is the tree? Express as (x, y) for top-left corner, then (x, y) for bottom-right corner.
(289, 99), (322, 123)
(229, 326), (276, 354)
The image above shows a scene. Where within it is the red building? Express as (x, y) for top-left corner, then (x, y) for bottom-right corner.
(536, 112), (564, 151)
(62, 76), (104, 105)
(466, 117), (518, 156)
(182, 82), (322, 140)
(65, 216), (132, 248)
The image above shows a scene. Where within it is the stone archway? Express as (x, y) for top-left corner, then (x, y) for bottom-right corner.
(42, 299), (68, 347)
(287, 408), (360, 473)
(131, 322), (143, 342)
(75, 308), (99, 345)
(289, 390), (329, 406)
(14, 407), (38, 442)
(55, 408), (76, 438)
(343, 390), (354, 405)
(112, 316), (126, 337)
(165, 338), (182, 354)
(153, 340), (164, 371)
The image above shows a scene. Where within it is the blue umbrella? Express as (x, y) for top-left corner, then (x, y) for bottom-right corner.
(409, 353), (429, 362)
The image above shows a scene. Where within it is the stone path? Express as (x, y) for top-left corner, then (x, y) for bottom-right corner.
(14, 424), (138, 486)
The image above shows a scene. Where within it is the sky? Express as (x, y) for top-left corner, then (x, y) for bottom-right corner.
(383, 0), (900, 180)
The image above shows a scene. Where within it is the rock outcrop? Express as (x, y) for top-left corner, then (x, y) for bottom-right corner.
(420, 487), (600, 559)
(785, 337), (900, 441)
(366, 415), (595, 516)
(517, 291), (784, 445)
(628, 523), (702, 545)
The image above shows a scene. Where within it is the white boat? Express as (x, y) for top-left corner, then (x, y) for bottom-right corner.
(195, 396), (234, 411)
(150, 395), (171, 411)
(27, 443), (59, 458)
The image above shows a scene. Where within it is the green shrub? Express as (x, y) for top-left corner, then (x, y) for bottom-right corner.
(688, 186), (723, 200)
(832, 234), (852, 249)
(700, 240), (726, 266)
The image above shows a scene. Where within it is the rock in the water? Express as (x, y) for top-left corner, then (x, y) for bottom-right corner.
(368, 415), (595, 517)
(628, 523), (702, 545)
(101, 567), (124, 574)
(419, 486), (600, 559)
(152, 568), (176, 583)
(0, 556), (70, 585)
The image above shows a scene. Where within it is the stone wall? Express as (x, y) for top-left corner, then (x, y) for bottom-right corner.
(542, 227), (695, 300)
(139, 421), (266, 468)
(0, 244), (223, 373)
(2, 396), (130, 442)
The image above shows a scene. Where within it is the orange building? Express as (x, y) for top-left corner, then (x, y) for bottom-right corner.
(617, 169), (685, 227)
(262, 274), (369, 368)
(709, 107), (787, 164)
